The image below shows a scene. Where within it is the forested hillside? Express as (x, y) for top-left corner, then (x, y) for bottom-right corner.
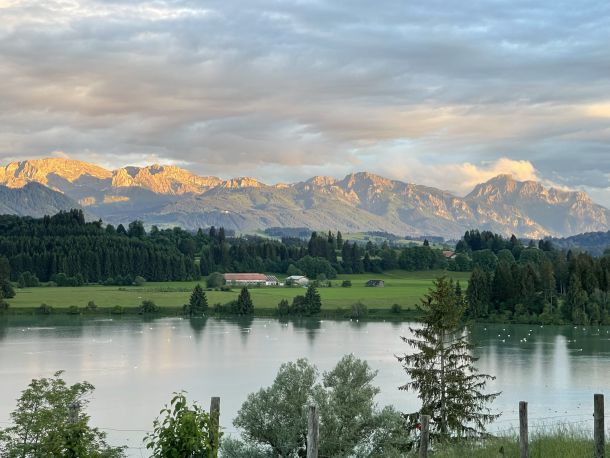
(0, 210), (198, 283)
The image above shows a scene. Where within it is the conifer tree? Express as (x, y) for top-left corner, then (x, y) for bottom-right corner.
(397, 276), (499, 440)
(185, 284), (208, 316)
(304, 284), (322, 315)
(236, 287), (254, 315)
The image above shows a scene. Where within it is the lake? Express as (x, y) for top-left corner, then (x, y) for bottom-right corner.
(1, 316), (609, 456)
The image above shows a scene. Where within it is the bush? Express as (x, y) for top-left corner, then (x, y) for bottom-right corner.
(111, 305), (124, 315)
(37, 303), (53, 315)
(390, 304), (402, 314)
(86, 301), (98, 311)
(133, 276), (146, 286)
(139, 300), (159, 314)
(67, 305), (80, 315)
(206, 272), (225, 289)
(18, 271), (40, 288)
(347, 302), (368, 319)
(341, 280), (352, 288)
(146, 392), (220, 457)
(220, 285), (232, 292)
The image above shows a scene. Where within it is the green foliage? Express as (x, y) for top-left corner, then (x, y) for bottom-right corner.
(110, 305), (124, 315)
(226, 356), (410, 457)
(206, 272), (225, 289)
(390, 303), (402, 314)
(133, 276), (146, 286)
(0, 289), (8, 311)
(86, 301), (98, 312)
(277, 298), (290, 316)
(295, 255), (337, 279)
(145, 392), (219, 457)
(18, 271), (40, 288)
(0, 371), (125, 457)
(341, 280), (352, 287)
(398, 276), (499, 440)
(0, 211), (198, 283)
(37, 303), (53, 314)
(466, 267), (492, 318)
(139, 300), (159, 314)
(289, 284), (322, 316)
(184, 284), (208, 316)
(67, 305), (80, 315)
(234, 287), (254, 315)
(348, 301), (368, 319)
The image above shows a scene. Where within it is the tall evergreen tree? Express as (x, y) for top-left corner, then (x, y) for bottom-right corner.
(397, 276), (499, 440)
(466, 268), (491, 318)
(185, 284), (208, 316)
(235, 287), (254, 315)
(304, 284), (322, 315)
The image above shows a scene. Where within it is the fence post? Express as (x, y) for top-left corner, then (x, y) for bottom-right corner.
(595, 394), (605, 458)
(419, 414), (430, 458)
(307, 405), (319, 458)
(519, 401), (528, 458)
(210, 396), (220, 457)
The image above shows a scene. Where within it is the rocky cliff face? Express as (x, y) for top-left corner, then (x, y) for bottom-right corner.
(1, 158), (608, 238)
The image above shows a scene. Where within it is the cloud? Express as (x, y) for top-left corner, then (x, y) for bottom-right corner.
(0, 0), (609, 204)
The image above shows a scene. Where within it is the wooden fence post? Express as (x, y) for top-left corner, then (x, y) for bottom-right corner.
(520, 401), (528, 458)
(307, 405), (319, 458)
(210, 396), (220, 457)
(419, 414), (430, 458)
(595, 394), (605, 458)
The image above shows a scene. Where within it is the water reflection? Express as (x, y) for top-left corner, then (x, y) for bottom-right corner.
(1, 317), (610, 453)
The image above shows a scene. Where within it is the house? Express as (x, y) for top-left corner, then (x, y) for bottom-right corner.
(442, 250), (457, 260)
(224, 273), (279, 286)
(285, 275), (310, 286)
(365, 279), (385, 287)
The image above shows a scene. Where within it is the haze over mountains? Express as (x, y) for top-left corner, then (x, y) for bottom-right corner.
(0, 158), (609, 239)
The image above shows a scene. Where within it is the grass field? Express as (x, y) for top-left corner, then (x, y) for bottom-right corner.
(7, 270), (470, 311)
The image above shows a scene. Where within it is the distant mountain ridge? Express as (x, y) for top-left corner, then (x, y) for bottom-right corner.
(0, 158), (608, 238)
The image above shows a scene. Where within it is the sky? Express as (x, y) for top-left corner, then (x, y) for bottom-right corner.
(1, 0), (609, 203)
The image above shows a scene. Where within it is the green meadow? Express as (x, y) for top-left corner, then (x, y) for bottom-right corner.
(7, 270), (470, 312)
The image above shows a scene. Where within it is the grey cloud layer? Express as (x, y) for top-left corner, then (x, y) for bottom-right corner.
(1, 0), (609, 199)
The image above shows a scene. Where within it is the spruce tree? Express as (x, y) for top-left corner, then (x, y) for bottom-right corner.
(186, 284), (208, 316)
(304, 284), (322, 315)
(236, 287), (254, 315)
(397, 276), (499, 440)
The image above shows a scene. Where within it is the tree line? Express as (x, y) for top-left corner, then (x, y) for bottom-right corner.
(463, 230), (610, 325)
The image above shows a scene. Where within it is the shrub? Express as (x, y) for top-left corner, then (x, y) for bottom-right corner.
(390, 303), (402, 314)
(67, 305), (80, 315)
(206, 272), (225, 289)
(86, 301), (98, 311)
(37, 303), (53, 315)
(347, 302), (368, 319)
(139, 300), (159, 314)
(18, 271), (40, 288)
(133, 276), (146, 286)
(341, 280), (352, 288)
(146, 392), (220, 457)
(111, 305), (124, 315)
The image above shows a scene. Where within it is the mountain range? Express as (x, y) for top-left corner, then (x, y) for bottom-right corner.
(0, 158), (608, 239)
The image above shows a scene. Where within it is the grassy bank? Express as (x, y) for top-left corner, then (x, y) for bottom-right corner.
(428, 428), (608, 457)
(6, 270), (470, 316)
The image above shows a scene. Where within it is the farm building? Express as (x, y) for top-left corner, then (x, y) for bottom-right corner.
(365, 279), (385, 287)
(224, 273), (279, 286)
(285, 275), (310, 286)
(442, 250), (457, 259)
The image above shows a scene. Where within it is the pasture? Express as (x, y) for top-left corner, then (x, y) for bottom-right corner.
(7, 270), (470, 311)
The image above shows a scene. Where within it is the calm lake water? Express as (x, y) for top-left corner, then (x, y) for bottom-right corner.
(1, 316), (610, 456)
